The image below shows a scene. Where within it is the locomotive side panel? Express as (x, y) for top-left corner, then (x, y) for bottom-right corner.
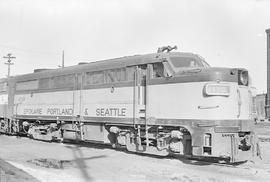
(0, 96), (8, 117)
(82, 87), (134, 122)
(0, 86), (8, 119)
(0, 78), (16, 133)
(14, 91), (78, 120)
(237, 86), (253, 120)
(13, 73), (80, 120)
(0, 80), (8, 133)
(147, 81), (240, 120)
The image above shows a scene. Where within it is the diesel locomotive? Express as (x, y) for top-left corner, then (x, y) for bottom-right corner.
(0, 48), (259, 162)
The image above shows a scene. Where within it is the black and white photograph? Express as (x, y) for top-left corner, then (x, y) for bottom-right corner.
(0, 0), (270, 181)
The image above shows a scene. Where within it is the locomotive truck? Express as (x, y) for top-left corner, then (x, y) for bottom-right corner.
(0, 48), (259, 162)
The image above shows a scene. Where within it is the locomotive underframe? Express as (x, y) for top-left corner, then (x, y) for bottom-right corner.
(0, 117), (258, 163)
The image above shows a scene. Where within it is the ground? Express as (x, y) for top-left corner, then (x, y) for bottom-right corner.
(0, 158), (39, 182)
(0, 123), (270, 182)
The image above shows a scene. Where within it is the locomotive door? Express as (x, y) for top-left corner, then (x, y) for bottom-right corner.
(133, 65), (147, 123)
(74, 73), (84, 140)
(73, 73), (83, 117)
(72, 73), (84, 139)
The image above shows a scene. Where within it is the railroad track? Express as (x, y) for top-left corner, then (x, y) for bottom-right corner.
(0, 133), (262, 170)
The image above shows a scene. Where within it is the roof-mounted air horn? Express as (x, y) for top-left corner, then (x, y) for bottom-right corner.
(157, 45), (177, 53)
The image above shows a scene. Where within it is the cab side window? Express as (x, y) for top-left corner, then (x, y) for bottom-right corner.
(152, 62), (164, 78)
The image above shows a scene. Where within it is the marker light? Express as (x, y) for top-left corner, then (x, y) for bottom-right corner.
(204, 83), (230, 96)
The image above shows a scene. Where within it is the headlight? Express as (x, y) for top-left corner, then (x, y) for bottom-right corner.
(238, 70), (249, 86)
(204, 83), (230, 96)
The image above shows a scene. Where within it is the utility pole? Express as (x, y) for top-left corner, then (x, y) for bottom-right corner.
(3, 53), (16, 77)
(266, 28), (270, 119)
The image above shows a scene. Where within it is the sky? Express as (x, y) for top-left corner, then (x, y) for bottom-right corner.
(0, 0), (269, 93)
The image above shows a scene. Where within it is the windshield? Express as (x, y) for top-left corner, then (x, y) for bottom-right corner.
(170, 56), (209, 69)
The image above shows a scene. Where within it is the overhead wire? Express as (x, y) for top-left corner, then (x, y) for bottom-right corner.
(0, 43), (60, 56)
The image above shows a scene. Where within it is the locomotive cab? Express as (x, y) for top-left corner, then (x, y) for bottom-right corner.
(150, 52), (258, 162)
